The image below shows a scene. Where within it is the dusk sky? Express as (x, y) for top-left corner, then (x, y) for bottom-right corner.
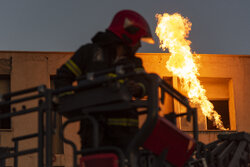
(0, 0), (250, 55)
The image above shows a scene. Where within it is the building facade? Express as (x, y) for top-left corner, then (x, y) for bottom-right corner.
(0, 51), (249, 167)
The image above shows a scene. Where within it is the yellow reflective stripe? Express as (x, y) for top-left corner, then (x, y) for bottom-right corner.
(65, 60), (82, 77)
(108, 122), (138, 127)
(68, 60), (82, 76)
(107, 73), (124, 84)
(58, 91), (74, 97)
(65, 63), (78, 76)
(137, 82), (146, 96)
(108, 118), (138, 122)
(107, 122), (138, 126)
(135, 68), (145, 73)
(118, 79), (125, 84)
(107, 118), (138, 127)
(107, 73), (117, 77)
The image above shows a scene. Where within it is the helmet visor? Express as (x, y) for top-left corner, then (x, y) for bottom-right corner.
(141, 37), (155, 44)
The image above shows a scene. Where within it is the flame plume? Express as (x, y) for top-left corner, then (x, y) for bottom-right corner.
(156, 13), (226, 130)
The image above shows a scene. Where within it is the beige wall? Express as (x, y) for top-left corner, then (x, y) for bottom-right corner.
(0, 51), (73, 167)
(0, 51), (249, 165)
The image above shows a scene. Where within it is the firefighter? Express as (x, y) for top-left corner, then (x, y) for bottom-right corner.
(54, 10), (154, 152)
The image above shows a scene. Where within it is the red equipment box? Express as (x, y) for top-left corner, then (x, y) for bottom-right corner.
(143, 116), (196, 167)
(80, 153), (119, 167)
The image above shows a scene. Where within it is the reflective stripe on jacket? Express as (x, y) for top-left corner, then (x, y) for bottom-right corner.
(65, 59), (82, 77)
(107, 118), (138, 127)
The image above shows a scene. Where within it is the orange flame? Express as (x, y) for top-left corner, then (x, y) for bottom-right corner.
(156, 13), (226, 130)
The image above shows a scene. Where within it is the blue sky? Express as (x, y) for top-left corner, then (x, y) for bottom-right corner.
(0, 0), (250, 54)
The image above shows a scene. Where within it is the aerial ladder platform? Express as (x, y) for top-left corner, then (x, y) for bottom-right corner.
(0, 65), (249, 167)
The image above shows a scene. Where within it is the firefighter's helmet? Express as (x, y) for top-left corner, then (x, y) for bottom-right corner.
(107, 10), (155, 46)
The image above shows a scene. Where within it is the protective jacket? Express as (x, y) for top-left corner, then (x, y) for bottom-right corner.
(54, 31), (146, 151)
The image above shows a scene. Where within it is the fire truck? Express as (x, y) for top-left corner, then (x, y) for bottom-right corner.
(0, 65), (249, 167)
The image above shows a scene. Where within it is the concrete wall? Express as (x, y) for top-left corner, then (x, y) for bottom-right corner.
(0, 51), (249, 165)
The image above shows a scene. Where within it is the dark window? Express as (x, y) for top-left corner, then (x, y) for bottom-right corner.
(0, 75), (11, 129)
(207, 100), (230, 130)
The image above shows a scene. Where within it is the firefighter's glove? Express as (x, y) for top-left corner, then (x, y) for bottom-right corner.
(126, 80), (145, 98)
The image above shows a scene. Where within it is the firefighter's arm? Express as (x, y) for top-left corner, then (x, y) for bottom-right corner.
(54, 66), (75, 96)
(54, 45), (91, 95)
(126, 58), (147, 98)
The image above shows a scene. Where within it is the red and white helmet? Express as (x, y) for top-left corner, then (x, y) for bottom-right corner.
(107, 10), (155, 46)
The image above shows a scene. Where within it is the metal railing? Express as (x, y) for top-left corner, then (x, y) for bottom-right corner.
(0, 85), (48, 167)
(54, 66), (199, 167)
(0, 65), (199, 167)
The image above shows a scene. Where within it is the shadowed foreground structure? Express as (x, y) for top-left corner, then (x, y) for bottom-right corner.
(0, 51), (249, 166)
